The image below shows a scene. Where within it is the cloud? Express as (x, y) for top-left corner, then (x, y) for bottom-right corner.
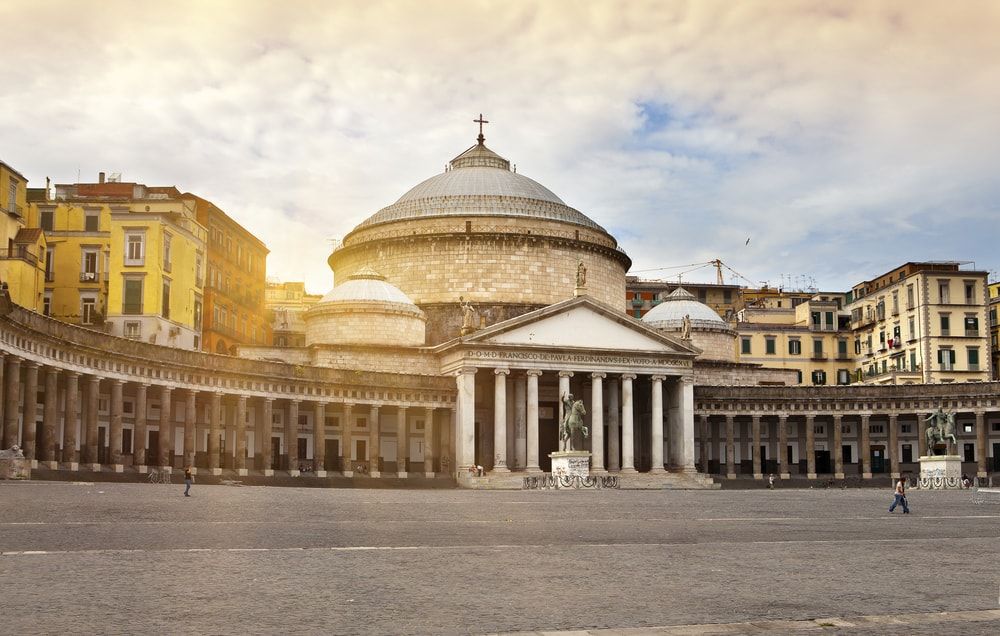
(1, 0), (998, 292)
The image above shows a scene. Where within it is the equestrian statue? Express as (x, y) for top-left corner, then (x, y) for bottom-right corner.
(560, 393), (588, 451)
(924, 408), (957, 456)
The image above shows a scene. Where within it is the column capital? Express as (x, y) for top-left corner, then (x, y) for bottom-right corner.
(186, 387), (199, 397)
(724, 413), (734, 422)
(887, 413), (898, 422)
(650, 374), (667, 382)
(397, 405), (408, 413)
(621, 373), (637, 381)
(87, 374), (102, 385)
(110, 378), (125, 386)
(288, 398), (301, 405)
(525, 369), (544, 377)
(832, 413), (843, 421)
(236, 394), (247, 404)
(777, 414), (788, 422)
(860, 413), (871, 422)
(494, 367), (510, 376)
(456, 366), (478, 377)
(342, 402), (355, 411)
(370, 404), (380, 413)
(590, 372), (606, 380)
(680, 375), (695, 385)
(751, 414), (761, 422)
(804, 413), (815, 422)
(23, 360), (39, 369)
(558, 370), (574, 378)
(65, 370), (81, 379)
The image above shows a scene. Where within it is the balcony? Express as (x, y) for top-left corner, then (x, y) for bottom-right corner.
(630, 298), (644, 307)
(811, 353), (827, 361)
(0, 247), (38, 265)
(4, 204), (23, 219)
(79, 271), (99, 283)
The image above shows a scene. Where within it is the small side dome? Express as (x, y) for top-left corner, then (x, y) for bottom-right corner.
(305, 267), (425, 347)
(642, 287), (726, 329)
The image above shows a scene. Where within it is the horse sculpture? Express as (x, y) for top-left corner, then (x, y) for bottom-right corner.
(559, 394), (588, 451)
(924, 408), (957, 455)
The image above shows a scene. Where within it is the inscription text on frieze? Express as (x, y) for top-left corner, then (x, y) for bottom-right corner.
(464, 349), (692, 368)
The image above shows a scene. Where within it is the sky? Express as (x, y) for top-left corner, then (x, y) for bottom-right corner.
(2, 0), (999, 294)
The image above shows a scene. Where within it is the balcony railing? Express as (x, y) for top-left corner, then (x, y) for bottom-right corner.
(0, 247), (38, 265)
(4, 204), (23, 218)
(79, 271), (99, 283)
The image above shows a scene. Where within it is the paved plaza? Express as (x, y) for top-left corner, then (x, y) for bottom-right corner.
(1, 483), (999, 635)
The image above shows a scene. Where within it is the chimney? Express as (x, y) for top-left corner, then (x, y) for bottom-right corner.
(98, 172), (105, 184)
(45, 177), (51, 201)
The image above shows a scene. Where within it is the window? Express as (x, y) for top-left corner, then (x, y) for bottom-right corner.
(161, 280), (171, 319)
(125, 231), (145, 265)
(81, 296), (97, 325)
(81, 248), (98, 281)
(891, 291), (899, 315)
(193, 298), (203, 329)
(765, 337), (776, 355)
(902, 424), (912, 434)
(723, 289), (732, 304)
(908, 316), (915, 340)
(910, 350), (917, 371)
(84, 212), (99, 232)
(902, 444), (913, 463)
(968, 347), (980, 371)
(43, 293), (51, 317)
(854, 339), (861, 354)
(740, 337), (751, 355)
(357, 417), (367, 429)
(940, 314), (950, 336)
(837, 339), (848, 356)
(795, 370), (803, 384)
(813, 339), (823, 355)
(40, 210), (53, 231)
(195, 251), (203, 287)
(938, 348), (956, 371)
(837, 369), (850, 385)
(162, 233), (171, 272)
(906, 284), (914, 309)
(811, 311), (821, 327)
(811, 370), (827, 385)
(965, 282), (975, 305)
(869, 424), (884, 434)
(44, 247), (55, 281)
(7, 180), (16, 214)
(124, 321), (141, 340)
(964, 315), (979, 336)
(123, 278), (143, 314)
(788, 339), (801, 355)
(938, 281), (950, 304)
(122, 429), (133, 455)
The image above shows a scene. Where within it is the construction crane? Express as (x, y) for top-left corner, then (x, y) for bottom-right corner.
(632, 259), (757, 287)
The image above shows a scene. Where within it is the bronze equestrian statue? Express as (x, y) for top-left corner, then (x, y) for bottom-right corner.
(924, 408), (957, 456)
(559, 393), (588, 451)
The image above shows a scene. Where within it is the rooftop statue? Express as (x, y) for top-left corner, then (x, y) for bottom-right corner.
(576, 261), (587, 288)
(681, 314), (692, 340)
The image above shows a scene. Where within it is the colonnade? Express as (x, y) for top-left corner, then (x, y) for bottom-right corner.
(0, 354), (453, 477)
(455, 366), (696, 475)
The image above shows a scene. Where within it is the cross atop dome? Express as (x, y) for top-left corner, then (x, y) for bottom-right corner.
(473, 113), (489, 145)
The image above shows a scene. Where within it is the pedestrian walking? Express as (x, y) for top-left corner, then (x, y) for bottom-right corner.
(888, 477), (909, 514)
(768, 474), (775, 489)
(184, 466), (194, 497)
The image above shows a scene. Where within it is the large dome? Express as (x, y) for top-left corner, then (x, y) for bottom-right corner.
(318, 266), (416, 305)
(350, 141), (605, 232)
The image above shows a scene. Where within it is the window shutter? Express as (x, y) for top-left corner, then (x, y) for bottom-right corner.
(937, 350), (943, 364)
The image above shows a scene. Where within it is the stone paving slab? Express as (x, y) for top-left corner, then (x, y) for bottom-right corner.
(0, 484), (998, 635)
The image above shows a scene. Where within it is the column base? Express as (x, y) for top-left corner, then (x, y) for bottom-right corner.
(135, 464), (146, 474)
(289, 470), (301, 477)
(342, 470), (354, 478)
(862, 472), (873, 479)
(210, 468), (222, 476)
(315, 470), (327, 478)
(161, 466), (173, 474)
(807, 473), (817, 479)
(726, 473), (736, 479)
(780, 472), (790, 479)
(263, 469), (274, 477)
(370, 470), (381, 478)
(649, 467), (666, 475)
(424, 472), (435, 478)
(890, 471), (900, 479)
(590, 468), (608, 475)
(978, 471), (988, 478)
(621, 467), (638, 474)
(834, 472), (845, 479)
(42, 460), (59, 469)
(753, 473), (763, 480)
(397, 472), (408, 478)
(29, 459), (38, 469)
(526, 466), (543, 473)
(87, 463), (101, 472)
(112, 464), (124, 473)
(237, 469), (248, 477)
(491, 466), (510, 473)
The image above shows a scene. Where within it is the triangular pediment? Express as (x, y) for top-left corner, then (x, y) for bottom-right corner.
(457, 296), (699, 356)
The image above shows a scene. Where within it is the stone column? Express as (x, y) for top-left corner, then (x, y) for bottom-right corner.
(607, 376), (620, 472)
(21, 362), (38, 461)
(525, 369), (542, 473)
(62, 372), (80, 468)
(678, 377), (696, 472)
(341, 403), (354, 476)
(832, 414), (844, 478)
(650, 375), (666, 474)
(84, 375), (100, 471)
(0, 354), (4, 439)
(235, 395), (247, 475)
(133, 383), (147, 471)
(492, 368), (509, 473)
(751, 415), (762, 479)
(917, 413), (928, 458)
(860, 414), (872, 478)
(3, 355), (21, 449)
(313, 401), (326, 477)
(590, 372), (606, 473)
(208, 393), (222, 474)
(261, 398), (274, 475)
(158, 386), (172, 470)
(442, 407), (454, 475)
(887, 413), (899, 479)
(805, 414), (816, 479)
(621, 374), (637, 472)
(976, 411), (987, 478)
(287, 400), (300, 475)
(557, 371), (574, 424)
(778, 414), (789, 479)
(456, 368), (477, 473)
(699, 414), (709, 473)
(369, 404), (381, 477)
(41, 367), (59, 467)
(109, 380), (124, 471)
(513, 375), (527, 470)
(183, 389), (197, 472)
(396, 406), (409, 477)
(424, 407), (435, 477)
(725, 414), (736, 478)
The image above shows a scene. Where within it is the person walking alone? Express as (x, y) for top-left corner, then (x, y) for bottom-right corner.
(183, 466), (194, 497)
(888, 477), (909, 514)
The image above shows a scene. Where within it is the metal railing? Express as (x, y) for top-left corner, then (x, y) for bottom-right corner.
(0, 247), (38, 265)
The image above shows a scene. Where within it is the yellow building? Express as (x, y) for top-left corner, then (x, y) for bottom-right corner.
(989, 281), (999, 380)
(30, 176), (206, 349)
(0, 161), (45, 312)
(265, 281), (322, 347)
(736, 294), (854, 386)
(846, 262), (991, 384)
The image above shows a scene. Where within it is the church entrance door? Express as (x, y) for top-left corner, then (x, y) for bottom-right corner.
(147, 431), (159, 467)
(270, 437), (281, 471)
(325, 439), (340, 471)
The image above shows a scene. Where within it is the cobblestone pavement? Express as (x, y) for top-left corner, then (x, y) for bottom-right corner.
(1, 483), (999, 635)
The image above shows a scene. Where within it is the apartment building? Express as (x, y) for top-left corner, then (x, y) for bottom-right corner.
(626, 277), (741, 320)
(265, 281), (322, 347)
(989, 281), (999, 380)
(0, 160), (45, 312)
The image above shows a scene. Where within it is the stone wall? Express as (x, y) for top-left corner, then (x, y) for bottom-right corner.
(304, 302), (425, 348)
(695, 360), (798, 386)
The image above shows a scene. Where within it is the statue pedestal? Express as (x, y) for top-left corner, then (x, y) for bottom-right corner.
(918, 455), (963, 489)
(0, 457), (31, 480)
(549, 451), (590, 477)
